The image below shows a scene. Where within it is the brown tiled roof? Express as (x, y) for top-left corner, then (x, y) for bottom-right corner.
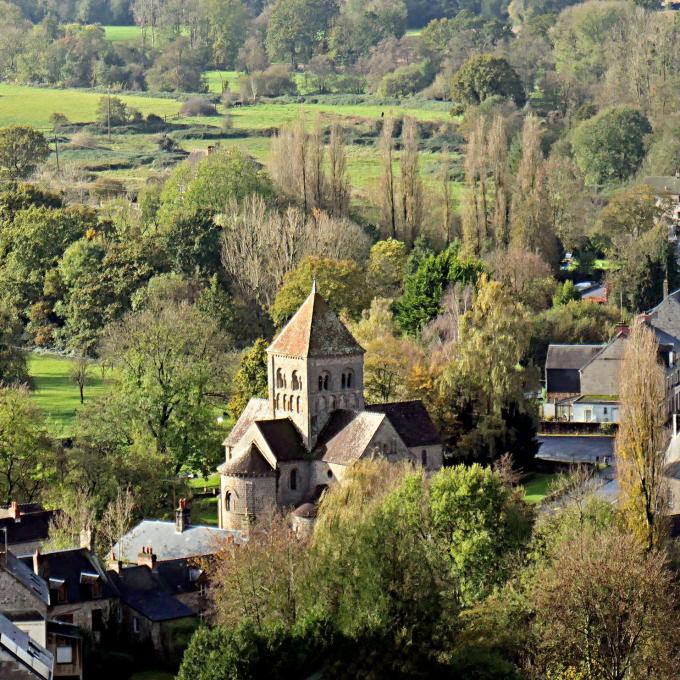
(313, 410), (385, 465)
(223, 398), (271, 448)
(366, 400), (441, 448)
(256, 419), (308, 461)
(218, 444), (276, 477)
(268, 289), (364, 358)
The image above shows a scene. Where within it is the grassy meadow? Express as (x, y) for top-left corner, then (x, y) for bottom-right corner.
(103, 25), (144, 42)
(522, 473), (558, 505)
(27, 353), (113, 436)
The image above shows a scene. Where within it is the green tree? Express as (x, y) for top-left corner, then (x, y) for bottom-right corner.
(0, 302), (28, 384)
(0, 125), (50, 181)
(571, 106), (652, 186)
(266, 0), (339, 67)
(0, 386), (53, 504)
(269, 256), (370, 328)
(552, 280), (580, 307)
(208, 0), (249, 68)
(101, 300), (230, 474)
(228, 338), (269, 419)
(395, 242), (483, 334)
(450, 55), (526, 109)
(96, 95), (129, 127)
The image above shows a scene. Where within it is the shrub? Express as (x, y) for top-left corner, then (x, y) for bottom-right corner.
(180, 97), (218, 116)
(49, 112), (69, 128)
(239, 64), (297, 101)
(92, 176), (126, 198)
(67, 131), (98, 149)
(378, 61), (434, 98)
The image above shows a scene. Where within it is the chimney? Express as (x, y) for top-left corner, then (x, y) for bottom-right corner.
(79, 528), (95, 553)
(175, 498), (190, 534)
(107, 552), (123, 574)
(32, 549), (48, 578)
(9, 501), (20, 522)
(137, 546), (157, 570)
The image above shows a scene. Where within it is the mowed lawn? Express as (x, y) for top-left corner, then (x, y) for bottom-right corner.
(103, 25), (143, 42)
(522, 473), (559, 505)
(0, 84), (181, 127)
(28, 354), (113, 436)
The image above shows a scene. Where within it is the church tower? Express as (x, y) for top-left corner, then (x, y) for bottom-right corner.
(266, 281), (365, 450)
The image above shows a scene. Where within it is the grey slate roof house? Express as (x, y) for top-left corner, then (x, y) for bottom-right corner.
(218, 284), (443, 532)
(0, 612), (53, 680)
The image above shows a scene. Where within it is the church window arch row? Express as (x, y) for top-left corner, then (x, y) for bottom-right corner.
(276, 368), (287, 389)
(341, 369), (354, 389)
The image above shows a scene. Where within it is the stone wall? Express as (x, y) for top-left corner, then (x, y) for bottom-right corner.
(220, 474), (277, 531)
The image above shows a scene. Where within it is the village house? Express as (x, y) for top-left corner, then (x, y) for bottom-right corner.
(0, 612), (53, 680)
(0, 503), (56, 556)
(218, 283), (443, 532)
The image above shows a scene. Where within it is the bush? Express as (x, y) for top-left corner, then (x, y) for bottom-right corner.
(49, 112), (69, 128)
(67, 131), (99, 149)
(91, 176), (126, 198)
(239, 64), (297, 101)
(378, 61), (434, 98)
(180, 97), (218, 116)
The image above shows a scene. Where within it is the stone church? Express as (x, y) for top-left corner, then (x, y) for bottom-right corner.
(217, 283), (443, 531)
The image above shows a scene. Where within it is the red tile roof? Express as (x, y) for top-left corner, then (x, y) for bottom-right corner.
(268, 290), (364, 358)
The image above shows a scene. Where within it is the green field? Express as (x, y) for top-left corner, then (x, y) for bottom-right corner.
(522, 473), (558, 505)
(192, 496), (219, 526)
(204, 70), (243, 93)
(28, 353), (113, 436)
(0, 84), (181, 128)
(103, 25), (143, 42)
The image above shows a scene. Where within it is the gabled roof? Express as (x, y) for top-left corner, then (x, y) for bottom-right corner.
(646, 289), (680, 347)
(268, 287), (364, 359)
(545, 344), (604, 371)
(1, 551), (49, 606)
(313, 410), (386, 465)
(0, 612), (53, 680)
(218, 443), (276, 477)
(111, 521), (241, 563)
(19, 548), (117, 604)
(255, 419), (308, 461)
(365, 401), (441, 448)
(108, 566), (195, 622)
(223, 398), (271, 448)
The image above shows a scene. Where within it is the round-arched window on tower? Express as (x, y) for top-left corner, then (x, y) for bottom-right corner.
(342, 369), (354, 389)
(225, 491), (232, 512)
(318, 371), (331, 391)
(290, 468), (298, 491)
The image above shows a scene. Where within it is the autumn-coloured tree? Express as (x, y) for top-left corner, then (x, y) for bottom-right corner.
(616, 322), (669, 551)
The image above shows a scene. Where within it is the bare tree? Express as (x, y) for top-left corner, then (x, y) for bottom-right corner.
(308, 114), (326, 211)
(328, 123), (350, 216)
(461, 116), (489, 255)
(438, 147), (457, 244)
(399, 116), (424, 248)
(378, 117), (397, 239)
(616, 322), (669, 551)
(488, 115), (510, 247)
(100, 487), (136, 559)
(70, 354), (89, 405)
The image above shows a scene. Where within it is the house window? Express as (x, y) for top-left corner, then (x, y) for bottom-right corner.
(132, 617), (140, 634)
(604, 407), (608, 415)
(56, 645), (73, 664)
(290, 469), (298, 491)
(421, 450), (427, 466)
(225, 492), (232, 512)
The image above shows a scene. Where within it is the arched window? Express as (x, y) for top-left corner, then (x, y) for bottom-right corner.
(323, 374), (330, 390)
(318, 371), (331, 391)
(276, 368), (283, 389)
(296, 396), (301, 413)
(290, 469), (297, 491)
(292, 371), (300, 391)
(276, 394), (280, 410)
(342, 369), (354, 389)
(225, 492), (232, 512)
(421, 450), (427, 467)
(341, 374), (346, 389)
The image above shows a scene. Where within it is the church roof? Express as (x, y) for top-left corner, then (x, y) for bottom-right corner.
(218, 444), (276, 477)
(255, 419), (308, 461)
(223, 398), (271, 448)
(268, 287), (364, 359)
(314, 410), (386, 465)
(366, 401), (441, 448)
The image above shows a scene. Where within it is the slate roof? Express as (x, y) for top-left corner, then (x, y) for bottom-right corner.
(545, 344), (604, 370)
(268, 288), (364, 359)
(111, 520), (240, 563)
(255, 419), (307, 461)
(223, 398), (271, 448)
(0, 506), (55, 548)
(218, 443), (276, 477)
(0, 612), (53, 680)
(536, 436), (615, 465)
(19, 548), (117, 604)
(313, 410), (386, 465)
(647, 289), (680, 348)
(643, 176), (680, 195)
(1, 551), (50, 605)
(108, 566), (195, 622)
(366, 401), (441, 448)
